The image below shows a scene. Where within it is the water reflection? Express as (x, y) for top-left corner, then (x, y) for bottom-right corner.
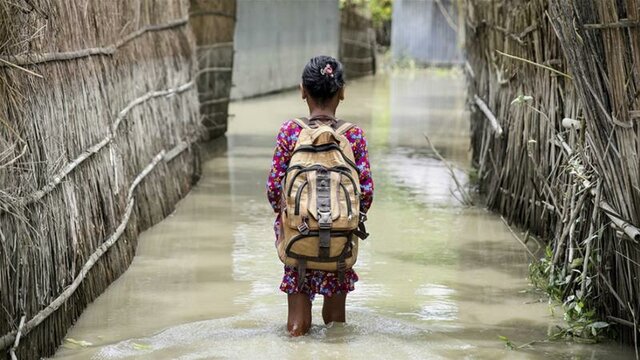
(383, 147), (468, 207)
(414, 284), (458, 322)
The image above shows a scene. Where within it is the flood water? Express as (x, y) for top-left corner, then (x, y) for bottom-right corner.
(54, 71), (635, 359)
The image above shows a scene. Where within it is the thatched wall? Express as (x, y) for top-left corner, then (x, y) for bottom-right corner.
(0, 1), (201, 358)
(340, 3), (376, 79)
(466, 0), (640, 344)
(189, 0), (236, 140)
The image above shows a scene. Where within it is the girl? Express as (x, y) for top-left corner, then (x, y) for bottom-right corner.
(266, 55), (374, 336)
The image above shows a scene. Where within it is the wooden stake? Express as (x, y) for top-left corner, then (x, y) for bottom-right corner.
(8, 315), (25, 360)
(424, 133), (474, 206)
(473, 95), (503, 136)
(501, 216), (537, 260)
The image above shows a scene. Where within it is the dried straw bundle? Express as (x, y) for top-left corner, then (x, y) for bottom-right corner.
(189, 0), (236, 140)
(466, 0), (640, 346)
(0, 0), (202, 358)
(340, 2), (376, 79)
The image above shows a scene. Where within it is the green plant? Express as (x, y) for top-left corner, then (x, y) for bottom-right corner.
(339, 0), (393, 27)
(529, 246), (611, 342)
(369, 0), (393, 27)
(498, 335), (515, 350)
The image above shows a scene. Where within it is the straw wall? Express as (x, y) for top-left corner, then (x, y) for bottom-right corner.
(466, 0), (640, 345)
(0, 1), (201, 358)
(340, 3), (376, 79)
(190, 0), (236, 140)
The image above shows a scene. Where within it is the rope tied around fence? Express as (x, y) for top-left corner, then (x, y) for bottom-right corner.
(3, 80), (195, 212)
(0, 136), (197, 351)
(0, 17), (189, 68)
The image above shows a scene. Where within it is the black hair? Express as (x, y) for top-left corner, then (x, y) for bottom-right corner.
(301, 55), (345, 103)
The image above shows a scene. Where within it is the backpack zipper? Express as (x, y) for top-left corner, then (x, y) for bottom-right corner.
(292, 145), (360, 174)
(332, 167), (360, 196)
(286, 165), (322, 196)
(287, 165), (360, 197)
(294, 181), (308, 215)
(340, 183), (353, 220)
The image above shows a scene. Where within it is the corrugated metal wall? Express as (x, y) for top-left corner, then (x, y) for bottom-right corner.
(391, 0), (461, 65)
(231, 0), (340, 99)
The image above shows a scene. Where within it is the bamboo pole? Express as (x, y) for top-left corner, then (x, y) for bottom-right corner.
(501, 216), (537, 260)
(8, 315), (25, 360)
(583, 19), (640, 29)
(473, 95), (503, 136)
(581, 181), (602, 295)
(495, 49), (573, 79)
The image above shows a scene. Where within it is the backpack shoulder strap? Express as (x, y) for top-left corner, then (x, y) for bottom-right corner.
(292, 117), (311, 129)
(335, 121), (355, 135)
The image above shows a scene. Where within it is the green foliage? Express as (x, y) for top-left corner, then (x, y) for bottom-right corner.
(370, 0), (393, 26)
(528, 246), (611, 342)
(529, 246), (563, 300)
(551, 295), (610, 342)
(340, 0), (393, 26)
(467, 168), (479, 185)
(498, 335), (515, 350)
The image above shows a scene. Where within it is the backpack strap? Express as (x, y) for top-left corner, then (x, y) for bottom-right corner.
(292, 117), (311, 129)
(335, 121), (355, 135)
(297, 260), (307, 291)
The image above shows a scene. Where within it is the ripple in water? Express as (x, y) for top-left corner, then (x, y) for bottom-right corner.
(92, 307), (454, 360)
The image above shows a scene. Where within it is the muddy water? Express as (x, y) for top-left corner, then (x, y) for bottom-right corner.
(55, 71), (634, 359)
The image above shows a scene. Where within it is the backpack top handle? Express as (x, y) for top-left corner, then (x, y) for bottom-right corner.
(294, 116), (354, 134)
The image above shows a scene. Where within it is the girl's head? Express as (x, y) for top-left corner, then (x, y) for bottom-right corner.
(301, 55), (345, 109)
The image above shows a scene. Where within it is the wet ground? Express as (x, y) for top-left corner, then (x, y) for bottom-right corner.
(54, 71), (635, 359)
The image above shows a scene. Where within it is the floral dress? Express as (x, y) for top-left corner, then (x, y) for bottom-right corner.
(266, 119), (374, 301)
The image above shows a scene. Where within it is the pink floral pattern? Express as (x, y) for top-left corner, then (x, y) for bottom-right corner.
(280, 265), (358, 301)
(266, 119), (374, 299)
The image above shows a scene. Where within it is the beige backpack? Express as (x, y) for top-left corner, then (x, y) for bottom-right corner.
(277, 117), (369, 287)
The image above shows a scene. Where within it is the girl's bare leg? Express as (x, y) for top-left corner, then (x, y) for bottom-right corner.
(287, 293), (312, 336)
(322, 293), (346, 324)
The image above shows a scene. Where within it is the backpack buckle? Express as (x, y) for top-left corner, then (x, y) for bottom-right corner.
(297, 216), (310, 235)
(317, 210), (332, 229)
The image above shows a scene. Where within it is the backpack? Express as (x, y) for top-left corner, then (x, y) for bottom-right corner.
(277, 117), (369, 289)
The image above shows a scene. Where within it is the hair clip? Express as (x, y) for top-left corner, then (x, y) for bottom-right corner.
(320, 64), (334, 78)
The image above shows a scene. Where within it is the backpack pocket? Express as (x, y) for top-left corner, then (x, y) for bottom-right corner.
(285, 166), (359, 231)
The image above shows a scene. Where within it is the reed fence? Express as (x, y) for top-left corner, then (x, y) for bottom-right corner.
(189, 0), (236, 140)
(466, 0), (640, 346)
(340, 3), (376, 79)
(0, 1), (204, 358)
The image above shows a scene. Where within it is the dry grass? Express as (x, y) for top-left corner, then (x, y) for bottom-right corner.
(466, 0), (640, 347)
(0, 0), (205, 358)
